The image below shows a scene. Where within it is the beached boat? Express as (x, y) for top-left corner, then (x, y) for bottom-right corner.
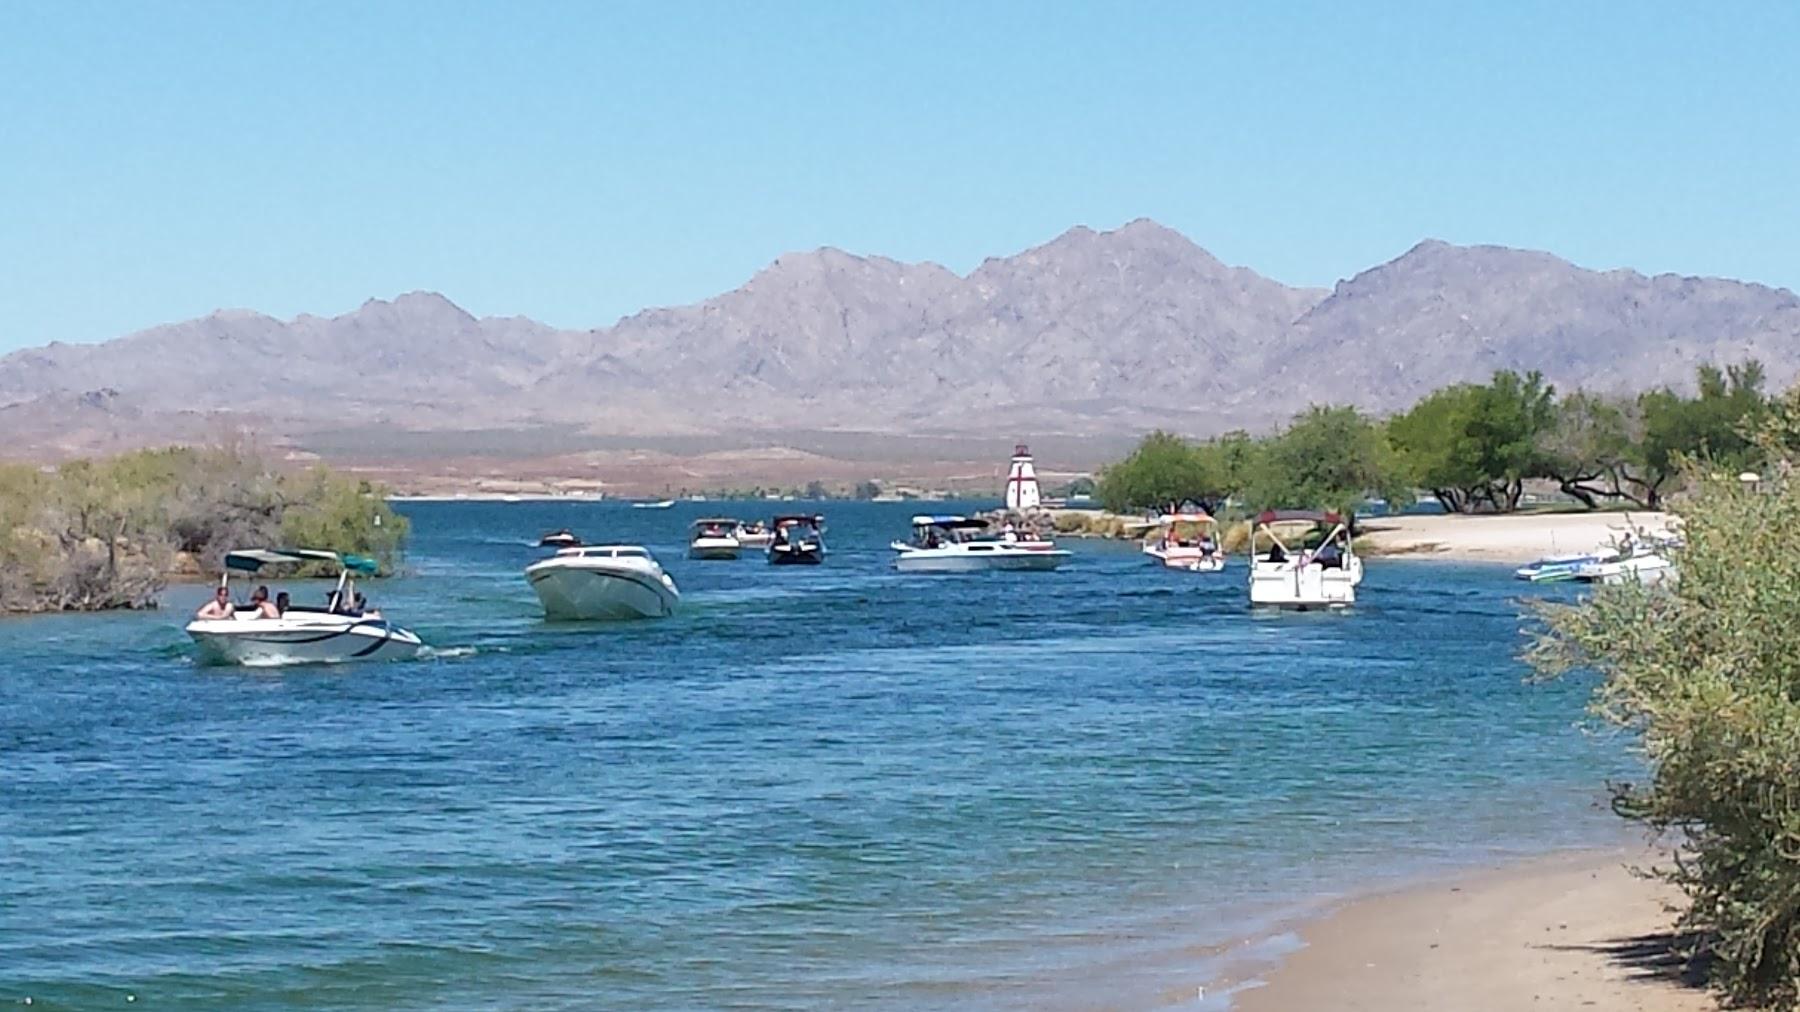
(1246, 510), (1361, 609)
(526, 543), (680, 620)
(890, 515), (1070, 572)
(768, 514), (826, 565)
(1573, 549), (1676, 586)
(1513, 551), (1607, 583)
(185, 548), (424, 665)
(1134, 512), (1226, 572)
(688, 518), (743, 560)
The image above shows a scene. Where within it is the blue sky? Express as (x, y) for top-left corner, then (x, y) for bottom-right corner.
(2, 1), (1796, 352)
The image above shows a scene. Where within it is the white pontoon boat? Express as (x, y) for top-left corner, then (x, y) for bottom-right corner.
(184, 549), (424, 665)
(526, 542), (680, 620)
(890, 515), (1070, 572)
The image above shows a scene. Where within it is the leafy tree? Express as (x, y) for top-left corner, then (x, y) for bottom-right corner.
(1246, 406), (1409, 513)
(277, 470), (409, 571)
(1528, 455), (1800, 1008)
(1388, 371), (1555, 512)
(1096, 430), (1237, 513)
(852, 480), (882, 500)
(1387, 384), (1488, 512)
(1537, 391), (1641, 508)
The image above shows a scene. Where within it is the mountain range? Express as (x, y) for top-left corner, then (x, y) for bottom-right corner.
(4, 218), (1799, 460)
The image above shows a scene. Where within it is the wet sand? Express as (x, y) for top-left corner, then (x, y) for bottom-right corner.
(1231, 849), (1713, 1012)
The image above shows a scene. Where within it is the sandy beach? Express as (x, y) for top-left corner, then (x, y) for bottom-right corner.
(1231, 849), (1712, 1012)
(1358, 511), (1675, 564)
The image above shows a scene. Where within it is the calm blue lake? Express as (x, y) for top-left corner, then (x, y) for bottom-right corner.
(1, 500), (1632, 1010)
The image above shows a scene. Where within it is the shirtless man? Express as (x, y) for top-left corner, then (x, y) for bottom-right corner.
(195, 586), (234, 620)
(248, 585), (280, 619)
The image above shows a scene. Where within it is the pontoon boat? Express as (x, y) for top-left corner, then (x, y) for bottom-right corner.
(891, 515), (1070, 572)
(184, 548), (424, 665)
(526, 542), (680, 620)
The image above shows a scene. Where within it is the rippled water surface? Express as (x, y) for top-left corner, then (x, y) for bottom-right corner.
(2, 501), (1633, 1009)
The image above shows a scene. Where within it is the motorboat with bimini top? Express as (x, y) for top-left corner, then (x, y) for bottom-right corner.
(688, 518), (743, 560)
(890, 515), (1071, 572)
(1133, 511), (1226, 572)
(734, 521), (774, 549)
(768, 514), (826, 565)
(526, 540), (680, 620)
(184, 548), (424, 665)
(1246, 510), (1361, 608)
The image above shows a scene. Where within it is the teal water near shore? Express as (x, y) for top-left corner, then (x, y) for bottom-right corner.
(2, 501), (1632, 1010)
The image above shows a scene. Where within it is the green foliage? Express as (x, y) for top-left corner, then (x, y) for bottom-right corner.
(1096, 430), (1245, 513)
(0, 447), (408, 612)
(1634, 362), (1771, 506)
(276, 470), (409, 572)
(1528, 464), (1800, 1008)
(1388, 371), (1555, 512)
(1246, 405), (1409, 513)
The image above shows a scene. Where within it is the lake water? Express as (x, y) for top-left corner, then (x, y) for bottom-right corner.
(1, 500), (1634, 1010)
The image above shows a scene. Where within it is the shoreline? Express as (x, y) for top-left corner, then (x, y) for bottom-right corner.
(1358, 511), (1674, 564)
(1221, 847), (1713, 1011)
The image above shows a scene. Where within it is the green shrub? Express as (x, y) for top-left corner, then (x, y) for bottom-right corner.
(1528, 467), (1800, 1008)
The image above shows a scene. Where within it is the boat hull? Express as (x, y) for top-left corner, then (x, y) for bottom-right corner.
(527, 563), (679, 620)
(687, 537), (741, 561)
(892, 546), (1069, 572)
(1248, 561), (1357, 608)
(768, 545), (824, 565)
(185, 617), (424, 666)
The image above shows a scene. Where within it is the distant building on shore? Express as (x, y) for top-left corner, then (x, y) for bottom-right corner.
(1004, 443), (1042, 511)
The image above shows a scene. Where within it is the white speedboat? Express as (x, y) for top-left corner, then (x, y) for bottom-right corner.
(891, 515), (1070, 572)
(526, 543), (680, 620)
(185, 549), (424, 666)
(688, 518), (743, 560)
(734, 521), (774, 549)
(1572, 536), (1679, 586)
(632, 499), (676, 510)
(1246, 510), (1361, 608)
(768, 514), (826, 565)
(1514, 551), (1607, 583)
(1135, 512), (1226, 572)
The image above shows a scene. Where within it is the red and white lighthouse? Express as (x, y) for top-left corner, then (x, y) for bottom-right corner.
(1004, 443), (1042, 512)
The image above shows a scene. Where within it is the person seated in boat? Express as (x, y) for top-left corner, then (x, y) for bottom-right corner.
(195, 585), (235, 620)
(248, 585), (280, 619)
(1266, 542), (1287, 564)
(1314, 539), (1343, 569)
(352, 587), (381, 619)
(275, 591), (291, 616)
